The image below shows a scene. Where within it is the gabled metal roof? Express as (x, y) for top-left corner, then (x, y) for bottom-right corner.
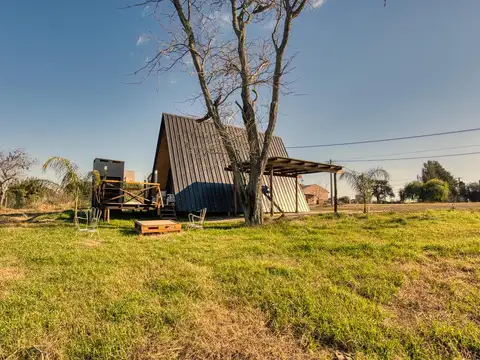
(154, 113), (310, 213)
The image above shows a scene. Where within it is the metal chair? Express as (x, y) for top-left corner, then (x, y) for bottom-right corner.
(187, 208), (207, 229)
(76, 207), (102, 236)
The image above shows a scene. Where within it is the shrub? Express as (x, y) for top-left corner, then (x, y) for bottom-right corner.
(420, 179), (449, 202)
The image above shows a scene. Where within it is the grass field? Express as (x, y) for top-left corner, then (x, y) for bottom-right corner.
(0, 210), (479, 359)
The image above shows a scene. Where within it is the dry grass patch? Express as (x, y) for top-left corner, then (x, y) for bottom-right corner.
(129, 303), (332, 360)
(78, 238), (102, 248)
(0, 265), (24, 299)
(0, 266), (24, 283)
(5, 336), (63, 360)
(388, 258), (480, 326)
(176, 303), (331, 360)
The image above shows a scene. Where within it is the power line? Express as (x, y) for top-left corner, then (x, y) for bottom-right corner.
(287, 127), (480, 149)
(335, 151), (480, 163)
(339, 144), (480, 161)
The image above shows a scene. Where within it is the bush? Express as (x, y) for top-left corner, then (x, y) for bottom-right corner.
(420, 179), (449, 202)
(6, 178), (59, 208)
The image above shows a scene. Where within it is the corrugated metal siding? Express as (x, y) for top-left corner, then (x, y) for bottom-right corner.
(162, 113), (310, 213)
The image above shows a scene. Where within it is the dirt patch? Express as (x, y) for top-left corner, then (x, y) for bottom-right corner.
(0, 266), (24, 282)
(79, 239), (102, 248)
(310, 202), (480, 214)
(0, 214), (28, 225)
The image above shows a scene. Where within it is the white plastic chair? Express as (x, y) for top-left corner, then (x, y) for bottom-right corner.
(187, 208), (207, 229)
(76, 208), (102, 236)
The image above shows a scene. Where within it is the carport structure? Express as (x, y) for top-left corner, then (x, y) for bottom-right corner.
(226, 156), (343, 215)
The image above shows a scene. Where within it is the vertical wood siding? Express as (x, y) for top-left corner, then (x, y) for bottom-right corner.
(160, 113), (310, 213)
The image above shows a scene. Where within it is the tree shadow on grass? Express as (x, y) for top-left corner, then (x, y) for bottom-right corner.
(204, 222), (246, 230)
(0, 222), (70, 229)
(119, 228), (139, 236)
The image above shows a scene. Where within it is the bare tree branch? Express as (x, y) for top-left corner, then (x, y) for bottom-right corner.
(129, 0), (385, 224)
(0, 149), (35, 208)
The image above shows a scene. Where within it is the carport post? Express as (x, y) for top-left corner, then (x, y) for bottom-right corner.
(270, 167), (274, 217)
(233, 181), (237, 216)
(295, 175), (299, 213)
(333, 171), (338, 214)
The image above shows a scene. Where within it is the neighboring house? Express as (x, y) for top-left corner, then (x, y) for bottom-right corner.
(124, 170), (135, 182)
(302, 184), (329, 205)
(151, 113), (310, 214)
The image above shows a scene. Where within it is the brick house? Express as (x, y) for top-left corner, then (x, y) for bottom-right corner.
(302, 184), (329, 205)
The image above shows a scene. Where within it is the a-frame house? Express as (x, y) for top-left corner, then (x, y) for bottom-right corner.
(152, 113), (310, 214)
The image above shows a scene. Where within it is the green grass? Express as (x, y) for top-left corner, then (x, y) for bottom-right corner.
(0, 210), (479, 359)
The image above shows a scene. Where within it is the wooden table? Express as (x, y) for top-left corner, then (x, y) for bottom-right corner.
(134, 220), (182, 235)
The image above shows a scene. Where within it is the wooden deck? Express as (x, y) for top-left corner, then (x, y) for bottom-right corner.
(93, 180), (164, 222)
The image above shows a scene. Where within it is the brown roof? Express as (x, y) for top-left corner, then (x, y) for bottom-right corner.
(302, 184), (329, 195)
(152, 113), (310, 213)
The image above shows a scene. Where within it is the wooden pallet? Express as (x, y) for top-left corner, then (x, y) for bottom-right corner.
(134, 220), (182, 235)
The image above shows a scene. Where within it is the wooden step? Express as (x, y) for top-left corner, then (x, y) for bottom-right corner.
(160, 205), (177, 220)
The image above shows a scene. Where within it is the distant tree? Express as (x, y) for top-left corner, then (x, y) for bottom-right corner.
(341, 168), (390, 213)
(398, 188), (406, 203)
(372, 179), (394, 203)
(459, 181), (466, 199)
(338, 196), (351, 204)
(465, 182), (480, 202)
(43, 157), (100, 223)
(421, 161), (457, 197)
(420, 179), (449, 202)
(403, 181), (423, 201)
(0, 149), (35, 208)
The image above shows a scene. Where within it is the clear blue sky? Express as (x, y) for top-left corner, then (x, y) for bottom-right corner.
(1, 0), (479, 196)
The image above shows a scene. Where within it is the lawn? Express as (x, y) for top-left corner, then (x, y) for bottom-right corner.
(0, 210), (479, 359)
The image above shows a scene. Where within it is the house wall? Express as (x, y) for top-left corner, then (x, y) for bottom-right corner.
(305, 194), (318, 205)
(153, 124), (171, 191)
(303, 184), (329, 204)
(124, 170), (135, 182)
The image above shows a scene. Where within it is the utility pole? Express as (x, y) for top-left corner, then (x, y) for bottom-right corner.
(329, 159), (333, 206)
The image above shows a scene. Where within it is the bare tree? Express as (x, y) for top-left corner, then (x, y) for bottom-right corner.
(131, 0), (383, 225)
(129, 0), (310, 225)
(0, 149), (35, 208)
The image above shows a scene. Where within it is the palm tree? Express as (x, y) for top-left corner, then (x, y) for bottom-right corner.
(43, 157), (100, 224)
(341, 167), (390, 213)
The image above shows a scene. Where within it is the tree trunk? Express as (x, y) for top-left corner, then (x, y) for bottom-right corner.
(232, 168), (264, 226)
(0, 184), (5, 208)
(363, 199), (367, 214)
(242, 183), (264, 226)
(74, 191), (79, 226)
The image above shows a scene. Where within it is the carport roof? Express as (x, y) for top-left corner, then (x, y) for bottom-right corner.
(225, 156), (343, 178)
